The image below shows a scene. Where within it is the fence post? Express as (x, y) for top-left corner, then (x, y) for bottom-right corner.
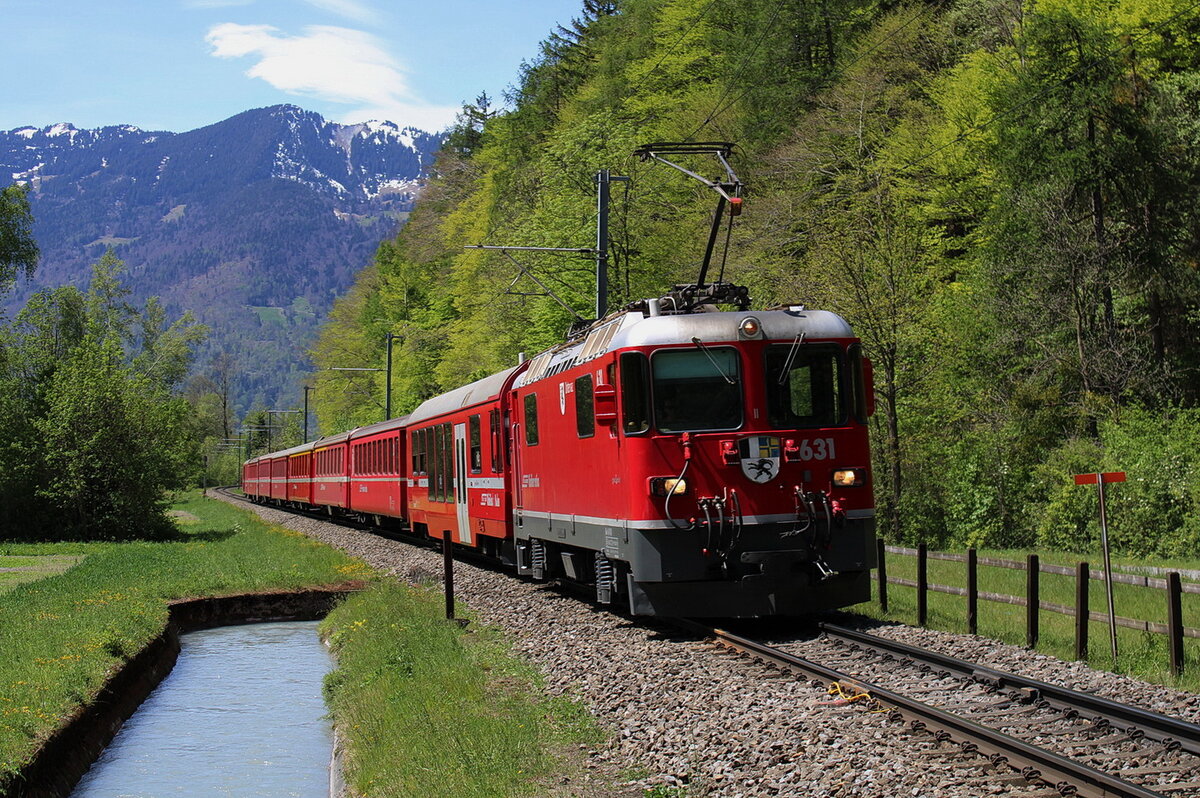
(442, 530), (455, 621)
(917, 543), (928, 626)
(1075, 561), (1089, 662)
(1168, 572), (1185, 677)
(876, 537), (888, 613)
(967, 548), (978, 636)
(1026, 553), (1039, 649)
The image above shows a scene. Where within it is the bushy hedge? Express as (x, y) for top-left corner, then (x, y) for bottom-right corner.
(1034, 408), (1200, 558)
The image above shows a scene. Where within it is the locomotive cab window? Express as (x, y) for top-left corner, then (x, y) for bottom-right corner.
(619, 352), (650, 435)
(651, 348), (742, 432)
(575, 374), (594, 438)
(765, 344), (845, 428)
(848, 343), (868, 423)
(524, 393), (539, 446)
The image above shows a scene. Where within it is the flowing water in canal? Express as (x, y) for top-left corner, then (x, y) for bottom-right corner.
(72, 621), (333, 798)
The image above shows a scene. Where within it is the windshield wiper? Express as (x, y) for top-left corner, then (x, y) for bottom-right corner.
(691, 337), (736, 385)
(778, 332), (806, 385)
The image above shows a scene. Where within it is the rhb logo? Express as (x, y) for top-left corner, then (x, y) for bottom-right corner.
(739, 435), (781, 483)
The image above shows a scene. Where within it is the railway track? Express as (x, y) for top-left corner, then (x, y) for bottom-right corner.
(679, 619), (1200, 797)
(220, 487), (1200, 795)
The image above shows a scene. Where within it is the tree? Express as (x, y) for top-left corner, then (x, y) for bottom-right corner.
(36, 335), (196, 538)
(444, 93), (496, 157)
(0, 184), (38, 296)
(0, 251), (206, 539)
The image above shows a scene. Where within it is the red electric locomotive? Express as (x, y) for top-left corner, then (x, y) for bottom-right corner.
(242, 143), (876, 617)
(507, 294), (875, 616)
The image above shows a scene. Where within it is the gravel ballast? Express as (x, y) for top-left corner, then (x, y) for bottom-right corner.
(220, 495), (1199, 797)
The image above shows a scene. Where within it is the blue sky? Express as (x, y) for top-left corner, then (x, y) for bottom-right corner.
(0, 0), (585, 133)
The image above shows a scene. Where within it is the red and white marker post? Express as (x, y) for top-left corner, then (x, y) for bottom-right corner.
(1073, 471), (1126, 660)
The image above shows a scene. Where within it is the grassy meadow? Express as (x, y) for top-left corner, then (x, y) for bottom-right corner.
(852, 547), (1200, 691)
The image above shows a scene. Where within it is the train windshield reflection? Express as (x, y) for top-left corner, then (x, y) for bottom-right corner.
(765, 344), (844, 428)
(652, 348), (742, 432)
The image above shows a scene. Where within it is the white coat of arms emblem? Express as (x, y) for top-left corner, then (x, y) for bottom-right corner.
(740, 435), (781, 483)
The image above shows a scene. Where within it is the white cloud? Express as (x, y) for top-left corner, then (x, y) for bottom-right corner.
(302, 0), (380, 25)
(206, 23), (457, 130)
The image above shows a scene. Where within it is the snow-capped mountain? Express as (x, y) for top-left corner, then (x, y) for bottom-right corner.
(1, 104), (445, 411)
(3, 105), (440, 207)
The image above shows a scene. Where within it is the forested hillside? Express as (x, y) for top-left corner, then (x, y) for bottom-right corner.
(312, 0), (1200, 556)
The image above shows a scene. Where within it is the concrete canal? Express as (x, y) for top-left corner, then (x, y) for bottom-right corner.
(71, 621), (334, 797)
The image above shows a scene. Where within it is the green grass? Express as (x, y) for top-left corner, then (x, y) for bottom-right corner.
(0, 491), (366, 780)
(249, 306), (286, 326)
(853, 546), (1200, 691)
(321, 581), (603, 798)
(0, 556), (83, 595)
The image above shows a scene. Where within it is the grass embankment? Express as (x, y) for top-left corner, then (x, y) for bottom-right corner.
(1, 492), (602, 797)
(851, 547), (1200, 691)
(322, 581), (602, 797)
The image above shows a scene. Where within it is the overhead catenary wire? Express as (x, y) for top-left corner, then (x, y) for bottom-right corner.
(686, 0), (789, 141)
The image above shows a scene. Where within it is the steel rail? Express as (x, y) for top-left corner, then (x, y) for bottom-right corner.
(673, 619), (1164, 798)
(820, 623), (1200, 757)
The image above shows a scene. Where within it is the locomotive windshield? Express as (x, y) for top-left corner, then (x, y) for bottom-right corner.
(651, 348), (742, 432)
(765, 344), (845, 428)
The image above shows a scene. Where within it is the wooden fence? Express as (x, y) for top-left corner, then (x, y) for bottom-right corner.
(875, 540), (1193, 675)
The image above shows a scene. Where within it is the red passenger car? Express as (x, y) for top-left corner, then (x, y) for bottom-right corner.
(346, 418), (409, 525)
(311, 431), (351, 513)
(285, 443), (314, 507)
(268, 453), (289, 503)
(241, 456), (263, 499)
(405, 366), (525, 559)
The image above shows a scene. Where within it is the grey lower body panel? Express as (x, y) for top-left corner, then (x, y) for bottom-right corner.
(626, 569), (871, 617)
(514, 510), (875, 617)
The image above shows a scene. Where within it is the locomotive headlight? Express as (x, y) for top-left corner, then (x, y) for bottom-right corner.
(832, 468), (865, 487)
(738, 316), (763, 339)
(650, 477), (689, 496)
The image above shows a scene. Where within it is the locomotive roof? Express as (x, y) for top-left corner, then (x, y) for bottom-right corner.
(406, 365), (523, 425)
(615, 307), (853, 348)
(514, 307), (854, 388)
